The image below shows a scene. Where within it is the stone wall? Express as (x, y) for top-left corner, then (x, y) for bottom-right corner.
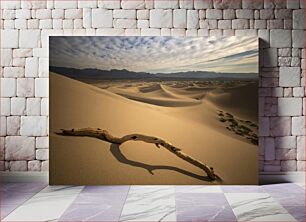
(0, 0), (305, 172)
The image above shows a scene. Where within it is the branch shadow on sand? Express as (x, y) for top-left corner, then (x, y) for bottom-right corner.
(109, 143), (212, 182)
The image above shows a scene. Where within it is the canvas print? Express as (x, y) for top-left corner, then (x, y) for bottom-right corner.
(49, 36), (258, 185)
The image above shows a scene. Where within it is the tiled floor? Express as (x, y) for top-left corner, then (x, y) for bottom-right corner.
(1, 182), (305, 221)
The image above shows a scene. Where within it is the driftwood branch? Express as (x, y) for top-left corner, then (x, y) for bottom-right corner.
(58, 128), (220, 181)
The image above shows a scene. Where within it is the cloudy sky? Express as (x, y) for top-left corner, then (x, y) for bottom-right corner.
(50, 36), (258, 74)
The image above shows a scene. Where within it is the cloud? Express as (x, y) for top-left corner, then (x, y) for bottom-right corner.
(50, 36), (258, 74)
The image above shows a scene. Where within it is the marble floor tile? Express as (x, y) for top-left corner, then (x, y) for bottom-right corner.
(3, 186), (84, 221)
(176, 193), (236, 221)
(225, 193), (297, 221)
(59, 193), (129, 221)
(175, 185), (222, 193)
(270, 192), (305, 206)
(1, 183), (47, 193)
(222, 185), (263, 193)
(1, 205), (18, 219)
(283, 205), (306, 222)
(262, 183), (304, 193)
(1, 193), (35, 205)
(59, 186), (130, 221)
(119, 186), (176, 222)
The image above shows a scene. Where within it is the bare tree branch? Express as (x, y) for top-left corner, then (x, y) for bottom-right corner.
(58, 127), (220, 181)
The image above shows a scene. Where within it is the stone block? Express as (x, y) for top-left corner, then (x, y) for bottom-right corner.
(9, 161), (27, 171)
(223, 9), (235, 19)
(98, 0), (120, 9)
(173, 9), (187, 28)
(35, 78), (49, 97)
(1, 98), (10, 116)
(19, 30), (41, 48)
(1, 49), (12, 67)
(297, 136), (305, 160)
(281, 160), (297, 171)
(218, 20), (231, 29)
(15, 9), (31, 19)
(275, 136), (297, 149)
(41, 160), (49, 171)
(64, 9), (82, 19)
(206, 9), (222, 19)
(270, 117), (291, 136)
(1, 1), (20, 9)
(36, 137), (49, 149)
(279, 67), (300, 87)
(214, 0), (241, 9)
(242, 0), (263, 9)
(292, 30), (305, 48)
(187, 10), (199, 29)
(7, 116), (20, 136)
(78, 0), (97, 8)
(28, 160), (41, 171)
(40, 98), (49, 116)
(2, 9), (16, 19)
(194, 0), (212, 9)
(52, 9), (64, 18)
(3, 67), (24, 78)
(5, 136), (35, 160)
(265, 137), (275, 160)
(20, 116), (48, 136)
(140, 28), (161, 36)
(25, 57), (38, 78)
(1, 30), (19, 48)
(232, 19), (249, 29)
(36, 149), (48, 161)
(293, 9), (305, 29)
(26, 98), (41, 116)
(179, 0), (193, 9)
(122, 0), (145, 9)
(92, 9), (113, 28)
(264, 165), (281, 172)
(96, 28), (125, 36)
(235, 29), (257, 36)
(276, 149), (297, 160)
(114, 19), (137, 28)
(1, 117), (7, 136)
(114, 9), (136, 18)
(11, 98), (26, 115)
(1, 78), (16, 98)
(292, 116), (305, 136)
(17, 78), (34, 97)
(259, 117), (269, 136)
(293, 87), (304, 97)
(270, 29), (291, 48)
(154, 0), (178, 8)
(236, 9), (254, 19)
(137, 20), (149, 28)
(137, 10), (149, 19)
(287, 0), (300, 8)
(54, 1), (77, 9)
(278, 48), (291, 57)
(297, 161), (305, 171)
(274, 9), (292, 19)
(150, 9), (172, 28)
(278, 98), (303, 116)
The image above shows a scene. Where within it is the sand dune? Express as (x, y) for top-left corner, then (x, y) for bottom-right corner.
(50, 73), (258, 185)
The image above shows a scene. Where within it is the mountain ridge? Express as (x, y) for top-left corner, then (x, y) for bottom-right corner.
(50, 66), (258, 80)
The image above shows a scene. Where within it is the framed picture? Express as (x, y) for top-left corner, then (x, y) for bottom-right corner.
(49, 36), (258, 185)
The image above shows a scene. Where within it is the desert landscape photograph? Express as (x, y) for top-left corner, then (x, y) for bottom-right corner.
(49, 36), (259, 185)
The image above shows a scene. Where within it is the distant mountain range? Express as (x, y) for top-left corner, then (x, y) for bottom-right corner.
(50, 66), (258, 80)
